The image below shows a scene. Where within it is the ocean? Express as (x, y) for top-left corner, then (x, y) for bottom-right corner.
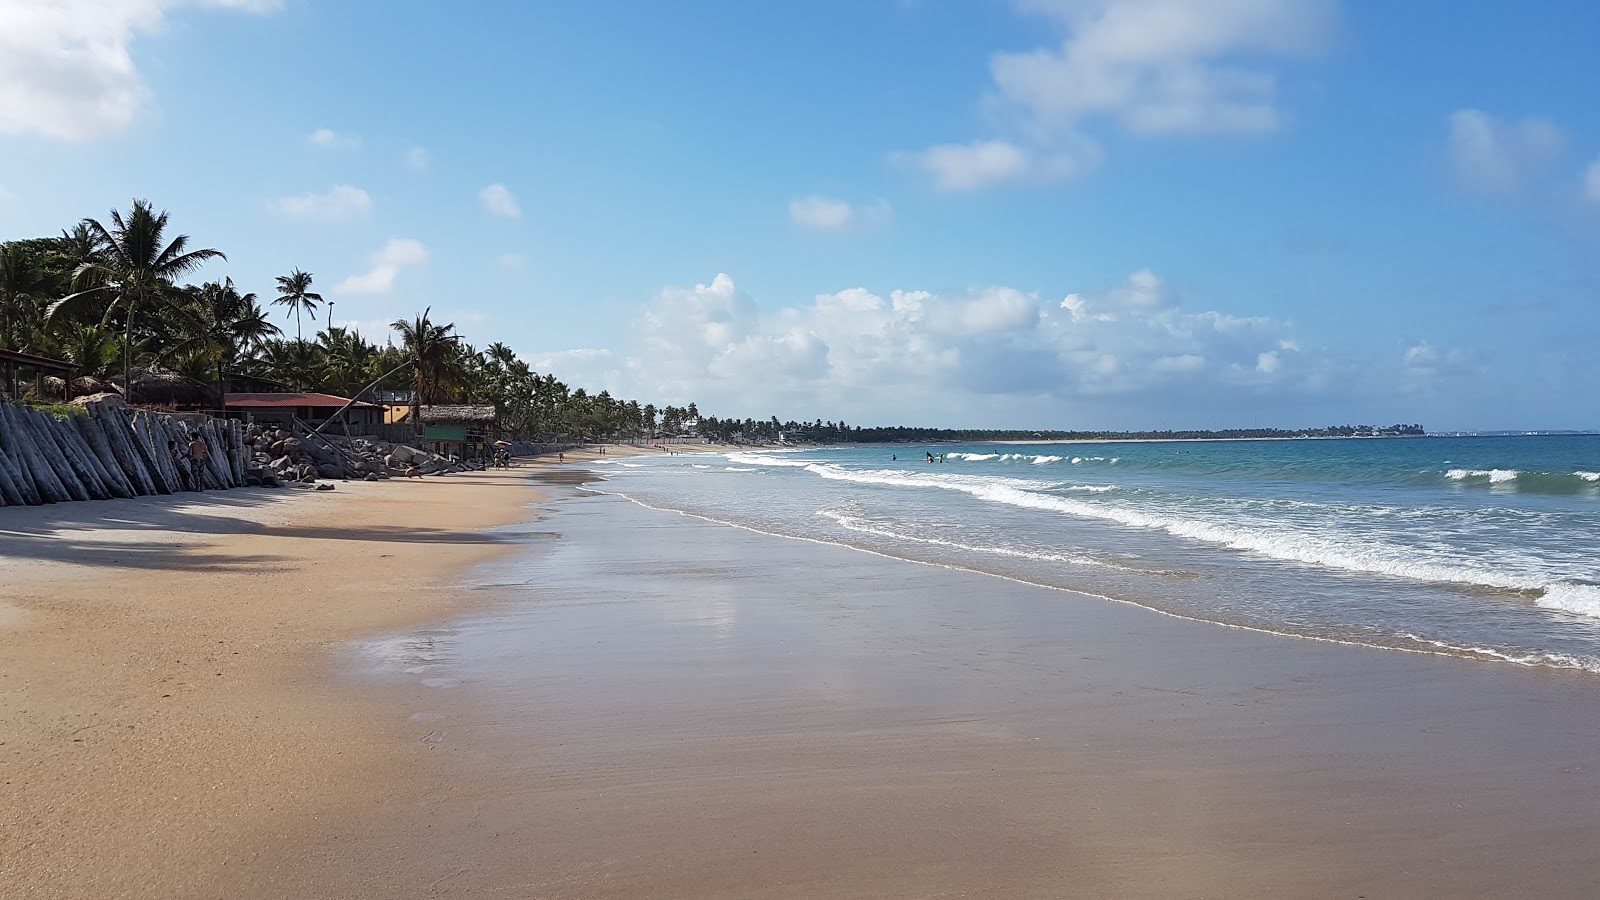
(587, 435), (1600, 672)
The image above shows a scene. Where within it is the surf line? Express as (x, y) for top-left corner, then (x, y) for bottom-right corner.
(575, 484), (1599, 676)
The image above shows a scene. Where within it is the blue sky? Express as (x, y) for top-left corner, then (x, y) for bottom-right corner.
(2, 0), (1597, 430)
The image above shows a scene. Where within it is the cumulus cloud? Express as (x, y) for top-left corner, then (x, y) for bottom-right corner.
(0, 0), (278, 141)
(1447, 109), (1566, 196)
(479, 183), (522, 218)
(788, 195), (893, 232)
(1585, 158), (1600, 204)
(307, 128), (361, 150)
(553, 269), (1331, 423)
(335, 238), (429, 295)
(905, 0), (1335, 190)
(272, 185), (371, 220)
(999, 0), (1335, 136)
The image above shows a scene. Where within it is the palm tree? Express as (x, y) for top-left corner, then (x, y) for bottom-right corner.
(0, 244), (43, 351)
(391, 308), (462, 433)
(51, 200), (225, 388)
(317, 325), (377, 396)
(166, 278), (281, 397)
(250, 338), (324, 391)
(272, 269), (322, 343)
(55, 323), (122, 380)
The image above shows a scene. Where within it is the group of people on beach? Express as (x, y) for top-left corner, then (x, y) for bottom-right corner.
(166, 432), (211, 490)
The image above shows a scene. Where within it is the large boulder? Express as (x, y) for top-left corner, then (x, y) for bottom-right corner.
(316, 463), (344, 479)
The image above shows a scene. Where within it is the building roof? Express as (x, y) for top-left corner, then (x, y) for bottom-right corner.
(224, 392), (379, 409)
(0, 348), (75, 371)
(420, 404), (497, 423)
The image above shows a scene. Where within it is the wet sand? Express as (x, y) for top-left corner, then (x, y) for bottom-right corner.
(276, 473), (1600, 898)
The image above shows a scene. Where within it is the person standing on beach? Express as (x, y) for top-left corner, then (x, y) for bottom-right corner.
(187, 432), (209, 490)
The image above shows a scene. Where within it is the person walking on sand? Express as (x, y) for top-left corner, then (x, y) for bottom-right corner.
(187, 432), (209, 490)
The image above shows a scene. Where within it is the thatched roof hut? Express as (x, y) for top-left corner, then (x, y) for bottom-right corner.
(114, 365), (221, 409)
(419, 404), (498, 424)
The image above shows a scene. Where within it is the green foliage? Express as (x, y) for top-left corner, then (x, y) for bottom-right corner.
(2, 198), (1427, 444)
(19, 398), (84, 419)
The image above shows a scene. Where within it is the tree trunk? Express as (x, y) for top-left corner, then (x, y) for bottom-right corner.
(15, 407), (85, 501)
(132, 411), (179, 493)
(89, 402), (159, 497)
(0, 445), (28, 505)
(34, 409), (111, 500)
(72, 413), (136, 499)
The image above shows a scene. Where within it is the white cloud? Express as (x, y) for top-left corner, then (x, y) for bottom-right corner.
(307, 128), (361, 150)
(910, 139), (1101, 190)
(479, 183), (522, 218)
(405, 146), (429, 172)
(0, 0), (278, 141)
(1584, 158), (1600, 204)
(905, 0), (1334, 190)
(557, 269), (1325, 421)
(497, 252), (526, 269)
(999, 0), (1335, 137)
(335, 238), (429, 295)
(272, 184), (371, 220)
(788, 195), (893, 232)
(1447, 109), (1566, 196)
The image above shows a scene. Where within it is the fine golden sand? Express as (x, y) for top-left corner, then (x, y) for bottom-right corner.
(0, 462), (554, 899)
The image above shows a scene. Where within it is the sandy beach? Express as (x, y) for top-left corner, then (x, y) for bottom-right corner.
(7, 453), (1600, 898)
(0, 462), (552, 899)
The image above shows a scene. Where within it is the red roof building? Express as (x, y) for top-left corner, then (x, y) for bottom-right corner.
(223, 392), (382, 428)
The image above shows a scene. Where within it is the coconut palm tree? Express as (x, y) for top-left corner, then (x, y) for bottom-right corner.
(272, 269), (322, 343)
(55, 323), (122, 380)
(390, 308), (462, 432)
(166, 278), (281, 397)
(249, 338), (323, 391)
(0, 243), (43, 351)
(50, 200), (225, 388)
(317, 325), (378, 396)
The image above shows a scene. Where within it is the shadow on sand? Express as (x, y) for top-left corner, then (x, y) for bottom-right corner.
(0, 486), (516, 574)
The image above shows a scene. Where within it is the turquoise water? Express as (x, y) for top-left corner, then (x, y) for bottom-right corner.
(589, 435), (1600, 672)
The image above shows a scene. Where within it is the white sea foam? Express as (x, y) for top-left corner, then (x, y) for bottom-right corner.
(691, 464), (711, 469)
(1445, 468), (1520, 483)
(949, 452), (998, 461)
(726, 452), (814, 468)
(1066, 484), (1116, 493)
(1399, 633), (1600, 672)
(1035, 455), (1063, 464)
(1536, 583), (1600, 619)
(1575, 471), (1600, 482)
(724, 466), (756, 472)
(802, 463), (1588, 602)
(817, 509), (1133, 571)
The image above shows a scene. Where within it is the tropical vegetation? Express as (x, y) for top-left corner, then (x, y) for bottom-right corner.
(2, 200), (1426, 444)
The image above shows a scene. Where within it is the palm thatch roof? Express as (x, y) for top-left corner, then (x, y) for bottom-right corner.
(419, 404), (498, 424)
(115, 364), (221, 408)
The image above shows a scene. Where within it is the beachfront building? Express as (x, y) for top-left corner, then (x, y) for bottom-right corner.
(387, 403), (500, 459)
(223, 391), (384, 430)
